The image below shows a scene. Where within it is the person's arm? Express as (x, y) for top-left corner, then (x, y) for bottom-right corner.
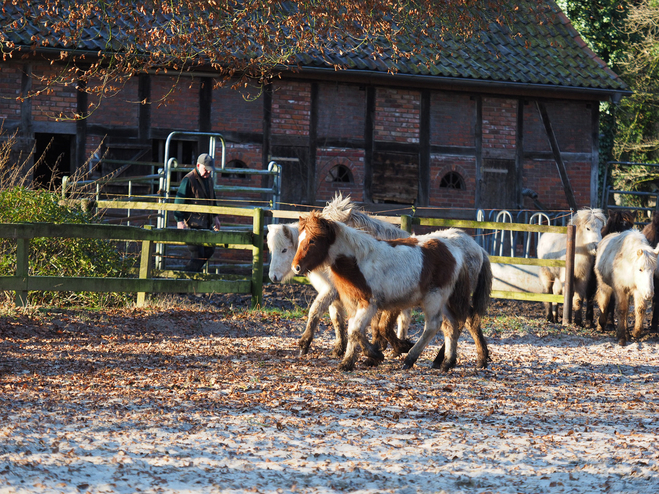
(213, 216), (221, 231)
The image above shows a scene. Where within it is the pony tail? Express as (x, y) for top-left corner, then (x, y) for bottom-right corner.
(471, 253), (493, 318)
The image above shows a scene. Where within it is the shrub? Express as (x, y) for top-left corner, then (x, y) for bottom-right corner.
(0, 187), (133, 307)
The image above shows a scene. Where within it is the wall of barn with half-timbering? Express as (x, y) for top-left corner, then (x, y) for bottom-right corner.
(0, 58), (598, 215)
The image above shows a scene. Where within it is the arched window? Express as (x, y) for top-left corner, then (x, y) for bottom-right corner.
(223, 159), (248, 179)
(440, 171), (465, 190)
(327, 164), (353, 183)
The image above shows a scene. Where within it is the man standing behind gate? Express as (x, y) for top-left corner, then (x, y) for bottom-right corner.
(174, 153), (222, 272)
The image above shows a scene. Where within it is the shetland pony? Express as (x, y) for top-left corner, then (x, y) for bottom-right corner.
(642, 211), (659, 332)
(267, 194), (413, 357)
(595, 229), (659, 345)
(584, 210), (636, 327)
(292, 211), (492, 372)
(537, 208), (606, 325)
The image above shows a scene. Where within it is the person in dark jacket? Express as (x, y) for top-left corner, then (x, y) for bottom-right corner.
(174, 153), (221, 272)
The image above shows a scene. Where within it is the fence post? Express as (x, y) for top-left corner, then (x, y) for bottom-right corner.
(137, 225), (153, 307)
(562, 224), (576, 325)
(401, 214), (413, 234)
(15, 237), (29, 308)
(251, 207), (264, 309)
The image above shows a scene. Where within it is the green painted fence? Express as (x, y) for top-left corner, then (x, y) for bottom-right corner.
(0, 206), (265, 308)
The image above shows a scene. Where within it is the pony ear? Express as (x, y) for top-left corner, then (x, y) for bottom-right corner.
(638, 249), (644, 257)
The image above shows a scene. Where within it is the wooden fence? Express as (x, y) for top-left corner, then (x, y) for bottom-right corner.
(1, 204), (576, 324)
(0, 203), (264, 309)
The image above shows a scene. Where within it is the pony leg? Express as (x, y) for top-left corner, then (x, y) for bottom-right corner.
(403, 308), (443, 370)
(433, 315), (463, 373)
(339, 303), (379, 371)
(584, 270), (597, 328)
(396, 309), (412, 340)
(465, 314), (489, 369)
(596, 284), (613, 333)
(298, 287), (337, 356)
(371, 309), (414, 357)
(539, 268), (556, 323)
(328, 301), (347, 358)
(614, 291), (629, 346)
(370, 311), (389, 352)
(631, 292), (647, 340)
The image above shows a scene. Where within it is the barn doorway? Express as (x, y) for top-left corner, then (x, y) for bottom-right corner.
(33, 133), (73, 190)
(478, 158), (517, 210)
(371, 151), (419, 204)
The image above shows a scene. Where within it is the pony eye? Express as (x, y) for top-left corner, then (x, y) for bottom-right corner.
(282, 248), (287, 253)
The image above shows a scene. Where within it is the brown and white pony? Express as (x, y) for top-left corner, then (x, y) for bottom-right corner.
(292, 211), (492, 372)
(537, 208), (606, 325)
(266, 194), (413, 357)
(595, 229), (659, 345)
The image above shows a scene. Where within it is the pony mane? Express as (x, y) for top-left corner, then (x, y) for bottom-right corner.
(621, 230), (659, 270)
(571, 208), (606, 229)
(321, 192), (409, 240)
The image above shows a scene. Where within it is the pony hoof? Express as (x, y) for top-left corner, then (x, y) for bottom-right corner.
(363, 357), (381, 367)
(617, 338), (627, 346)
(476, 360), (488, 369)
(399, 339), (414, 354)
(338, 361), (355, 372)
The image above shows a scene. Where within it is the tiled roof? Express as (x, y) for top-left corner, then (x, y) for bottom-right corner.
(0, 1), (628, 94)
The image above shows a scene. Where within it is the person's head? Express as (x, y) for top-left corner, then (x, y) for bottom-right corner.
(196, 153), (215, 178)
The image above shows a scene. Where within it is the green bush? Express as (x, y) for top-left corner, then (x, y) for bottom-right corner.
(0, 187), (133, 307)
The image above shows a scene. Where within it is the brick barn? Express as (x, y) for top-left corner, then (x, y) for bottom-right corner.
(0, 1), (629, 219)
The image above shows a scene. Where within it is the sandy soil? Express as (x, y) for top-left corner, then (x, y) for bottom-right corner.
(0, 285), (658, 493)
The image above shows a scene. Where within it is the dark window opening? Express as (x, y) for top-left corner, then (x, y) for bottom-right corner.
(328, 164), (353, 183)
(34, 133), (73, 190)
(440, 171), (465, 190)
(371, 151), (418, 205)
(222, 159), (248, 179)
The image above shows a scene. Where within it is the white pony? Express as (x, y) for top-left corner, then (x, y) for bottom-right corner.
(537, 208), (606, 325)
(292, 212), (492, 372)
(595, 229), (659, 346)
(267, 194), (412, 357)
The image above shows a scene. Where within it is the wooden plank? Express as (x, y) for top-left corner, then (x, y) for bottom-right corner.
(415, 217), (567, 234)
(0, 276), (251, 294)
(489, 256), (565, 267)
(137, 225), (154, 307)
(491, 290), (563, 303)
(96, 200), (257, 217)
(15, 238), (28, 307)
(251, 208), (264, 309)
(0, 223), (252, 245)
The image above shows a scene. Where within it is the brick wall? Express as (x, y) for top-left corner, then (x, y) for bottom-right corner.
(430, 92), (474, 147)
(317, 84), (365, 139)
(524, 100), (592, 153)
(151, 77), (199, 130)
(429, 156), (477, 209)
(31, 65), (77, 122)
(523, 159), (592, 210)
(271, 81), (310, 136)
(482, 97), (517, 154)
(211, 85), (262, 134)
(87, 78), (139, 126)
(315, 147), (365, 202)
(374, 88), (420, 143)
(0, 63), (21, 120)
